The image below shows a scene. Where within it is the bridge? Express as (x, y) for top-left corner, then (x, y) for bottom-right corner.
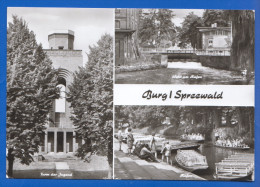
(140, 48), (231, 69)
(141, 48), (230, 56)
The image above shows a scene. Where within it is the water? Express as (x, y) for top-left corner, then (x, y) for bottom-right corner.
(115, 62), (250, 85)
(157, 141), (254, 180)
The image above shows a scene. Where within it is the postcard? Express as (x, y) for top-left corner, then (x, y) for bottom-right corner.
(5, 7), (255, 182)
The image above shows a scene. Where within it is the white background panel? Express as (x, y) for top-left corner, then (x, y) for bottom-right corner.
(114, 84), (254, 106)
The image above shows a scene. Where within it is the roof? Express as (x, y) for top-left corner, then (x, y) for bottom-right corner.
(197, 27), (231, 32)
(48, 30), (74, 36)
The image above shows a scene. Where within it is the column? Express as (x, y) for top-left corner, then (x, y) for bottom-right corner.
(63, 131), (67, 153)
(44, 131), (48, 153)
(161, 54), (168, 67)
(54, 130), (57, 153)
(72, 131), (76, 152)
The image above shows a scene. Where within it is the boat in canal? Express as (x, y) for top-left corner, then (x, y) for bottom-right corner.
(214, 144), (250, 150)
(156, 141), (201, 152)
(175, 150), (208, 172)
(214, 153), (254, 181)
(214, 139), (250, 150)
(180, 133), (205, 143)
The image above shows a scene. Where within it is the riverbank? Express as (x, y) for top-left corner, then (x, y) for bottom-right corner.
(114, 139), (205, 180)
(115, 63), (167, 73)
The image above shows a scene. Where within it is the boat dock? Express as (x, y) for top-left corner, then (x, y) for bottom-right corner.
(132, 133), (201, 152)
(114, 139), (205, 180)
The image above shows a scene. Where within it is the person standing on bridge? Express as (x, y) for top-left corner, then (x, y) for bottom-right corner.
(150, 132), (157, 159)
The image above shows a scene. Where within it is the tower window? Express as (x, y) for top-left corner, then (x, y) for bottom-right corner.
(55, 77), (66, 113)
(58, 46), (64, 50)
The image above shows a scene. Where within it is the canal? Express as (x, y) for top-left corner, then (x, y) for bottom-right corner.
(115, 62), (250, 85)
(157, 139), (254, 180)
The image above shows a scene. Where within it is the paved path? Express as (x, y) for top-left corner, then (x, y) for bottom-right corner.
(114, 140), (205, 180)
(55, 162), (70, 170)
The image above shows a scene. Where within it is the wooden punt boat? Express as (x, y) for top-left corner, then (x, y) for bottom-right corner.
(175, 150), (208, 172)
(214, 144), (250, 150)
(157, 142), (201, 152)
(214, 163), (253, 180)
(181, 139), (204, 143)
(214, 153), (254, 181)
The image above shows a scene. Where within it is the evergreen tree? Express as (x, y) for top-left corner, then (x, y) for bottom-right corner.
(67, 34), (113, 178)
(6, 16), (59, 177)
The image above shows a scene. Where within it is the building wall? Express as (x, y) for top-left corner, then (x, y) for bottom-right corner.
(42, 31), (83, 153)
(48, 34), (74, 50)
(201, 29), (231, 50)
(45, 50), (82, 129)
(115, 8), (140, 66)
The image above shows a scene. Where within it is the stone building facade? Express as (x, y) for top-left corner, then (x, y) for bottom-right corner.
(115, 8), (140, 66)
(197, 24), (231, 50)
(42, 30), (83, 154)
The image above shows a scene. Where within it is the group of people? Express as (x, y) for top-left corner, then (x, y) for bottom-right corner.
(181, 133), (204, 141)
(215, 138), (249, 148)
(117, 128), (173, 165)
(117, 126), (135, 155)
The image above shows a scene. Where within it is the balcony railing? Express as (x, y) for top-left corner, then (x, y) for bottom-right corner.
(195, 49), (230, 56)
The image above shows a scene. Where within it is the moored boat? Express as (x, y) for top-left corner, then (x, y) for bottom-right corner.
(214, 153), (254, 181)
(175, 150), (208, 172)
(156, 142), (201, 152)
(214, 144), (250, 150)
(180, 134), (205, 143)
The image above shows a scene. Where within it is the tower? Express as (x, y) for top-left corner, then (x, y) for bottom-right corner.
(43, 30), (83, 154)
(48, 30), (74, 50)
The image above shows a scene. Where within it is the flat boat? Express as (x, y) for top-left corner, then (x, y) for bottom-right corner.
(175, 150), (208, 172)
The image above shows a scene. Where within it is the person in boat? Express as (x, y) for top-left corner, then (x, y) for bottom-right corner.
(118, 126), (123, 151)
(127, 128), (134, 156)
(161, 141), (172, 165)
(150, 132), (157, 159)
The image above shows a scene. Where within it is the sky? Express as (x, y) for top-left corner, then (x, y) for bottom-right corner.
(170, 9), (204, 27)
(7, 8), (114, 64)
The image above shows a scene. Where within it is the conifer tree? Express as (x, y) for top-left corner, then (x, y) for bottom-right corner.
(67, 34), (113, 178)
(6, 16), (59, 177)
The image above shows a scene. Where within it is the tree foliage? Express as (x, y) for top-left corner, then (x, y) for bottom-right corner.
(7, 16), (59, 177)
(115, 106), (254, 145)
(178, 12), (203, 49)
(203, 9), (229, 27)
(224, 10), (255, 75)
(178, 10), (229, 49)
(67, 34), (113, 176)
(138, 9), (176, 48)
